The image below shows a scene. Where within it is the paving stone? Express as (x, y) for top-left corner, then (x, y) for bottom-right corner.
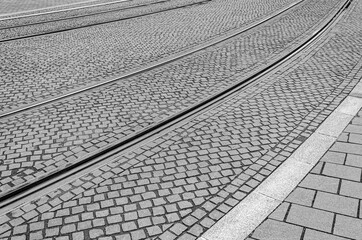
(334, 214), (362, 240)
(286, 187), (315, 206)
(331, 142), (362, 155)
(345, 154), (362, 168)
(269, 202), (290, 221)
(130, 230), (146, 240)
(310, 162), (323, 174)
(106, 215), (122, 224)
(320, 152), (346, 164)
(92, 218), (106, 227)
(299, 174), (339, 193)
(105, 224), (121, 235)
(45, 228), (59, 237)
(349, 133), (362, 144)
(322, 162), (361, 181)
(0, 0), (346, 199)
(352, 117), (362, 125)
(10, 236), (26, 240)
(178, 233), (197, 240)
(159, 231), (177, 240)
(345, 125), (362, 135)
(340, 180), (362, 199)
(89, 229), (104, 238)
(72, 232), (84, 239)
(138, 218), (152, 228)
(98, 237), (113, 240)
(60, 224), (76, 234)
(146, 226), (162, 236)
(286, 204), (334, 232)
(251, 219), (303, 240)
(313, 191), (358, 217)
(188, 224), (204, 237)
(303, 229), (349, 240)
(121, 222), (137, 232)
(2, 1), (362, 240)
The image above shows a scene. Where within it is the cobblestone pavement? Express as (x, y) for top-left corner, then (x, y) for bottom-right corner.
(0, 0), (344, 195)
(0, 0), (168, 28)
(0, 0), (125, 16)
(0, 0), (298, 112)
(248, 108), (362, 240)
(0, 0), (210, 41)
(1, 0), (362, 239)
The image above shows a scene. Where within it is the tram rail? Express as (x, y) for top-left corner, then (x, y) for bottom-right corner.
(0, 0), (304, 118)
(0, 0), (210, 42)
(0, 0), (352, 214)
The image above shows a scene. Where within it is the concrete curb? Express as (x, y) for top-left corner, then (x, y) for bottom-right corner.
(199, 87), (362, 240)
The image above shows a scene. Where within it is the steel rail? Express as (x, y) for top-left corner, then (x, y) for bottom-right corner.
(0, 0), (352, 212)
(0, 0), (210, 42)
(0, 0), (303, 118)
(0, 0), (169, 29)
(0, 0), (131, 19)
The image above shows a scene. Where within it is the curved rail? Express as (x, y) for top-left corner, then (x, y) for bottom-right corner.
(0, 0), (132, 19)
(0, 0), (303, 118)
(0, 0), (352, 212)
(0, 0), (169, 28)
(0, 0), (210, 42)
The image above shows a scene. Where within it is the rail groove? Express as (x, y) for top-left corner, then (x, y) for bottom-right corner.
(0, 0), (351, 213)
(0, 0), (210, 42)
(0, 0), (131, 19)
(0, 0), (169, 29)
(0, 0), (303, 118)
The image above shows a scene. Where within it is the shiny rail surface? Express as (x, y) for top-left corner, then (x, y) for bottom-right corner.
(0, 0), (166, 27)
(0, 0), (351, 211)
(0, 0), (303, 118)
(0, 0), (131, 19)
(0, 0), (210, 42)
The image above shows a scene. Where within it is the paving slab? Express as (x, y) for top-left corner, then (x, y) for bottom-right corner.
(1, 0), (362, 239)
(247, 96), (362, 238)
(206, 0), (362, 239)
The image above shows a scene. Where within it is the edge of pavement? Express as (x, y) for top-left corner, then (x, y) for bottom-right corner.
(199, 74), (362, 240)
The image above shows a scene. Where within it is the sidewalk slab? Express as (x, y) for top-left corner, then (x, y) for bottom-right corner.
(247, 107), (362, 240)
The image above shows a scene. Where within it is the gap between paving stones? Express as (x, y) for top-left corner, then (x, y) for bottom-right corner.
(2, 0), (299, 111)
(0, 0), (330, 195)
(0, 0), (211, 42)
(0, 0), (360, 234)
(0, 0), (169, 29)
(0, 2), (346, 206)
(199, 68), (362, 240)
(0, 19), (343, 215)
(0, 1), (360, 238)
(0, 0), (304, 117)
(0, 23), (330, 214)
(0, 0), (130, 20)
(0, 0), (130, 18)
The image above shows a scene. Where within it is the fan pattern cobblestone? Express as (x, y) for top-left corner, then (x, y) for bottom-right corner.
(0, 0), (299, 111)
(0, 0), (210, 41)
(0, 0), (362, 239)
(0, 0), (344, 195)
(249, 110), (362, 240)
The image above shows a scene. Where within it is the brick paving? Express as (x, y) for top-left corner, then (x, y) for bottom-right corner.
(0, 0), (362, 239)
(0, 0), (344, 195)
(0, 0), (300, 112)
(249, 109), (362, 240)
